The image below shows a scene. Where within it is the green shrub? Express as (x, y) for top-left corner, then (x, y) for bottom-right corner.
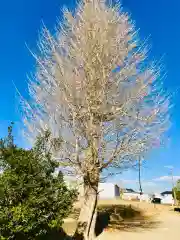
(0, 125), (77, 239)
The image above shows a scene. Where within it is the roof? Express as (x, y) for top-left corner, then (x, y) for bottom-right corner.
(122, 188), (136, 193)
(161, 191), (172, 195)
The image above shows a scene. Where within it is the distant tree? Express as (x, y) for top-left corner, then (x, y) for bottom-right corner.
(119, 188), (124, 199)
(173, 180), (180, 205)
(0, 125), (77, 239)
(22, 1), (170, 239)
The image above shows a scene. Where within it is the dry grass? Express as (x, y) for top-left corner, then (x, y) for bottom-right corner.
(63, 199), (170, 237)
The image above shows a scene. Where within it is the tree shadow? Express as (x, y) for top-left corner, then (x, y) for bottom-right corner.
(108, 219), (161, 233)
(95, 211), (110, 236)
(95, 204), (161, 236)
(67, 204), (161, 238)
(174, 207), (180, 212)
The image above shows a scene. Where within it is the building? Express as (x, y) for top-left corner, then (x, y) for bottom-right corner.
(151, 191), (174, 205)
(75, 182), (120, 200)
(161, 191), (173, 196)
(121, 188), (140, 201)
(98, 183), (120, 199)
(161, 191), (174, 205)
(65, 177), (120, 200)
(140, 193), (150, 202)
(121, 188), (150, 202)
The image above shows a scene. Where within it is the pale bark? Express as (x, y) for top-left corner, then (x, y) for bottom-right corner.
(75, 176), (98, 240)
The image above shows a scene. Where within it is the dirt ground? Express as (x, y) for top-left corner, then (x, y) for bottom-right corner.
(63, 199), (180, 239)
(97, 200), (180, 240)
(97, 210), (180, 240)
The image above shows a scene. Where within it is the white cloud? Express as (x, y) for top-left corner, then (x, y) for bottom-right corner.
(153, 175), (180, 182)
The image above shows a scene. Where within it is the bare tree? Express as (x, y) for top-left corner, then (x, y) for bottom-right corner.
(22, 0), (170, 239)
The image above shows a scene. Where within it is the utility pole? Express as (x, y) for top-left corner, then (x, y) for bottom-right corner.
(170, 168), (177, 206)
(138, 156), (143, 202)
(165, 166), (177, 206)
(138, 156), (143, 194)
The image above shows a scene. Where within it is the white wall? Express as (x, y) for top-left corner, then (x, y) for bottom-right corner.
(140, 194), (150, 202)
(122, 192), (140, 201)
(65, 179), (120, 200)
(98, 183), (119, 199)
(161, 195), (174, 205)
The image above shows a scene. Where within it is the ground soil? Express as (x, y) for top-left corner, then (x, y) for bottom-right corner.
(63, 199), (180, 239)
(97, 210), (180, 240)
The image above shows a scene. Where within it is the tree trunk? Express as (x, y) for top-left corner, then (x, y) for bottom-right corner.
(74, 121), (100, 240)
(74, 180), (98, 240)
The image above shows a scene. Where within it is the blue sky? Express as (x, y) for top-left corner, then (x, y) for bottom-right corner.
(0, 0), (180, 192)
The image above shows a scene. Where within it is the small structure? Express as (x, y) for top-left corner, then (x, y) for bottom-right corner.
(66, 179), (120, 200)
(151, 191), (174, 205)
(121, 188), (140, 201)
(161, 191), (174, 205)
(98, 183), (120, 199)
(161, 191), (173, 196)
(121, 188), (151, 202)
(140, 193), (150, 202)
